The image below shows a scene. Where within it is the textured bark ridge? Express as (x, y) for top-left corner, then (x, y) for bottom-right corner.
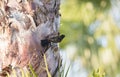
(0, 0), (61, 77)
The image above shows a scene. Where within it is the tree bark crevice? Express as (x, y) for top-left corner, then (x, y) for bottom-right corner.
(0, 0), (61, 77)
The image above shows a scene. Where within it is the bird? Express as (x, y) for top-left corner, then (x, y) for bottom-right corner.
(0, 0), (62, 77)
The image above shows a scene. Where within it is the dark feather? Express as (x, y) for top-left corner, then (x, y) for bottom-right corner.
(41, 34), (65, 47)
(41, 39), (50, 47)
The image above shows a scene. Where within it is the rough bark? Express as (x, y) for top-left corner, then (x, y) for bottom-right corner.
(0, 0), (61, 77)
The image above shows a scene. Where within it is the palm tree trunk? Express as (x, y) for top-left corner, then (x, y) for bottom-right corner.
(0, 0), (61, 77)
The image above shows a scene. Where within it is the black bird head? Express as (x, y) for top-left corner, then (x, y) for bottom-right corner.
(41, 34), (65, 47)
(41, 39), (50, 47)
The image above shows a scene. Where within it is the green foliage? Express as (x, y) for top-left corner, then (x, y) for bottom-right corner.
(90, 68), (105, 77)
(60, 0), (120, 77)
(58, 63), (70, 77)
(92, 69), (105, 77)
(64, 65), (70, 77)
(76, 0), (111, 11)
(6, 57), (68, 77)
(29, 65), (37, 77)
(6, 65), (37, 77)
(43, 54), (52, 77)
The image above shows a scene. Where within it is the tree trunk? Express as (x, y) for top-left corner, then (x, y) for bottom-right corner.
(0, 0), (61, 77)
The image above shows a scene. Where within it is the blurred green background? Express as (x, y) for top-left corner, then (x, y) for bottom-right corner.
(59, 0), (120, 77)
